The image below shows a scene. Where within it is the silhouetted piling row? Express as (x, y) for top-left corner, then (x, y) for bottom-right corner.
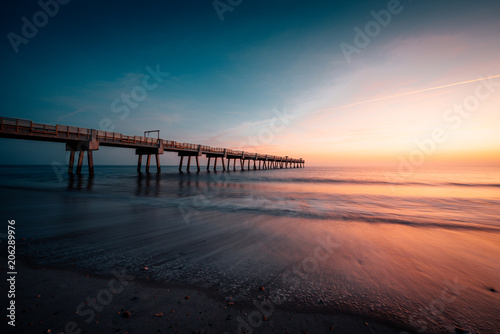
(0, 117), (305, 174)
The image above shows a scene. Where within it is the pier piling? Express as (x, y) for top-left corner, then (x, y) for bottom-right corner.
(68, 151), (75, 174)
(76, 151), (84, 174)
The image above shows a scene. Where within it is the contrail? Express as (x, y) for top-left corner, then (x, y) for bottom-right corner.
(311, 74), (500, 115)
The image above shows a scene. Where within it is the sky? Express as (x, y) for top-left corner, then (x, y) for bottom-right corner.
(0, 0), (499, 167)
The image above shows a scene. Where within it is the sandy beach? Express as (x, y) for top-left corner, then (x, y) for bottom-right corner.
(4, 259), (410, 334)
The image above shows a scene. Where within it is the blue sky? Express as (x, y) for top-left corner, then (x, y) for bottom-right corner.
(1, 0), (499, 166)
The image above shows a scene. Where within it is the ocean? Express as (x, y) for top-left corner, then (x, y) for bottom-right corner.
(1, 165), (499, 333)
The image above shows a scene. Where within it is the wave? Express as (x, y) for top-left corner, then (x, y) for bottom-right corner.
(251, 177), (500, 188)
(173, 195), (500, 233)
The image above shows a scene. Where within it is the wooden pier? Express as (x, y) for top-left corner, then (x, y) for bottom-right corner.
(0, 117), (305, 174)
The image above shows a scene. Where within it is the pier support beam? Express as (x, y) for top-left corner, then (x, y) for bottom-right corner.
(179, 156), (184, 172)
(213, 157), (217, 171)
(207, 157), (211, 171)
(68, 151), (75, 174)
(196, 156), (200, 172)
(146, 154), (151, 173)
(156, 154), (161, 173)
(233, 159), (236, 171)
(137, 155), (142, 173)
(76, 151), (84, 174)
(87, 151), (94, 175)
(187, 156), (192, 172)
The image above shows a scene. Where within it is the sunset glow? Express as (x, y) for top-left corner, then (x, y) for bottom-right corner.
(1, 1), (499, 169)
(2, 2), (500, 333)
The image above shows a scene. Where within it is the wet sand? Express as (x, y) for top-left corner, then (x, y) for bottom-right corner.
(3, 259), (409, 334)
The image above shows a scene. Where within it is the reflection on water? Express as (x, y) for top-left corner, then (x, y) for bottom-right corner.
(136, 172), (161, 197)
(0, 165), (499, 333)
(67, 174), (94, 191)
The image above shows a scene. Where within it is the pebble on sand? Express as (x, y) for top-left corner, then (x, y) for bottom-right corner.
(154, 312), (164, 317)
(122, 311), (131, 318)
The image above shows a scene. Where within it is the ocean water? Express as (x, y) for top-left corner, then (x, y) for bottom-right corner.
(1, 165), (499, 333)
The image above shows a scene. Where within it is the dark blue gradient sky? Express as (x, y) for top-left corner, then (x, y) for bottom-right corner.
(1, 0), (499, 166)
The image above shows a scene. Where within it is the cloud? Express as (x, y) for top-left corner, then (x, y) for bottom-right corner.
(54, 106), (94, 123)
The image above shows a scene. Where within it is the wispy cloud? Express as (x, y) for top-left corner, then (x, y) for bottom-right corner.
(53, 106), (94, 123)
(309, 74), (500, 117)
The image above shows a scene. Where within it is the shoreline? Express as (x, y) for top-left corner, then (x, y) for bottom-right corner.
(2, 170), (498, 333)
(3, 257), (414, 334)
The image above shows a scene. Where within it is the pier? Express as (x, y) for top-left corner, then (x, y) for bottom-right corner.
(0, 117), (305, 174)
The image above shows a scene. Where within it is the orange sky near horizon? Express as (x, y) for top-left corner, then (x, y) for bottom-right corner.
(231, 67), (500, 168)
